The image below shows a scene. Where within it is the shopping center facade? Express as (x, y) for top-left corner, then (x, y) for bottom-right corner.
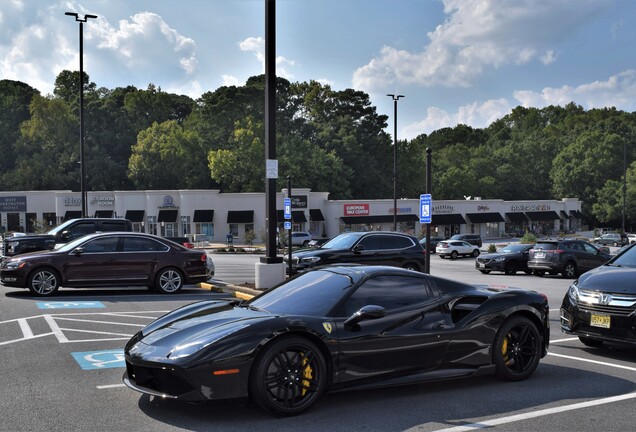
(0, 189), (583, 242)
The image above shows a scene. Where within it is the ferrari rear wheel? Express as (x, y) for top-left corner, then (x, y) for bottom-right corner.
(493, 316), (541, 381)
(250, 336), (326, 416)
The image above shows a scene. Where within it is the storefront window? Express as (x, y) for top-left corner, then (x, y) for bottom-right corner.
(181, 216), (191, 236)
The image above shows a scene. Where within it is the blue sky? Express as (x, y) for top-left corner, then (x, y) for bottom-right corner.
(1, 0), (636, 139)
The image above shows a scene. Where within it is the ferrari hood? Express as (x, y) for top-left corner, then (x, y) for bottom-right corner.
(135, 300), (274, 350)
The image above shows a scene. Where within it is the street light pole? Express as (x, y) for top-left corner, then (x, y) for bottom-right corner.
(65, 12), (97, 218)
(623, 140), (627, 233)
(387, 94), (404, 231)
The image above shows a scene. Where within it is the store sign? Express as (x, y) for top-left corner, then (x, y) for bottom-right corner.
(291, 195), (307, 208)
(344, 204), (369, 216)
(511, 204), (551, 211)
(433, 204), (454, 214)
(159, 195), (179, 209)
(64, 196), (82, 207)
(90, 196), (115, 207)
(389, 207), (413, 214)
(0, 196), (27, 212)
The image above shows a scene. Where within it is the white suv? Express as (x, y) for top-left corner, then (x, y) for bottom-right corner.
(290, 231), (312, 247)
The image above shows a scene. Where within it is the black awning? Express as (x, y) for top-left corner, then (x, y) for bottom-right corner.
(157, 209), (178, 223)
(560, 211), (569, 220)
(94, 210), (114, 218)
(193, 209), (214, 223)
(525, 211), (560, 221)
(340, 214), (419, 225)
(125, 210), (145, 222)
(505, 212), (528, 223)
(309, 209), (325, 221)
(276, 210), (307, 222)
(227, 210), (254, 223)
(465, 212), (505, 223)
(431, 214), (467, 225)
(570, 210), (583, 218)
(64, 210), (82, 221)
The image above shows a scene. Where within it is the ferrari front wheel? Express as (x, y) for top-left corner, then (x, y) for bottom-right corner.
(493, 316), (541, 381)
(250, 336), (326, 416)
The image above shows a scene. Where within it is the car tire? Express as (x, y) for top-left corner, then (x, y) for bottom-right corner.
(402, 263), (420, 271)
(155, 267), (184, 293)
(249, 336), (326, 416)
(27, 267), (60, 296)
(479, 270), (491, 274)
(524, 270), (532, 275)
(472, 249), (480, 257)
(613, 241), (618, 247)
(504, 262), (517, 275)
(302, 241), (309, 247)
(579, 336), (604, 348)
(532, 270), (545, 277)
(450, 251), (458, 259)
(493, 316), (541, 381)
(562, 262), (577, 279)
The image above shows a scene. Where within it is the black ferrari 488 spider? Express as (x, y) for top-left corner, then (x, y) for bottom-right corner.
(123, 265), (549, 415)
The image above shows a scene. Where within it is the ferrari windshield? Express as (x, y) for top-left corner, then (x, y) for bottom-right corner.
(248, 270), (354, 316)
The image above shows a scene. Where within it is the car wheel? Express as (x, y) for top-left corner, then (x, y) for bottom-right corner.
(579, 336), (604, 348)
(472, 249), (480, 257)
(155, 267), (184, 293)
(302, 241), (309, 247)
(402, 263), (420, 271)
(249, 336), (326, 416)
(504, 262), (517, 275)
(450, 251), (458, 259)
(27, 268), (60, 296)
(493, 316), (541, 381)
(613, 241), (618, 247)
(479, 270), (491, 274)
(532, 270), (545, 277)
(562, 262), (577, 279)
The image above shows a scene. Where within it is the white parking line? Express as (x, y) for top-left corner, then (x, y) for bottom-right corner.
(430, 392), (636, 432)
(548, 352), (636, 372)
(17, 318), (34, 339)
(55, 317), (146, 327)
(97, 384), (126, 390)
(551, 337), (578, 343)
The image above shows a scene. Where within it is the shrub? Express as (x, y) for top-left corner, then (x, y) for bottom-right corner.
(520, 232), (537, 244)
(487, 243), (497, 253)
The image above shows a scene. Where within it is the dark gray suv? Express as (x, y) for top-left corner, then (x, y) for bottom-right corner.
(450, 234), (482, 248)
(527, 239), (612, 278)
(285, 231), (426, 274)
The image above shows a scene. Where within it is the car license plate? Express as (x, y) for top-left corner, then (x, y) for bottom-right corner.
(590, 314), (611, 329)
(535, 252), (545, 258)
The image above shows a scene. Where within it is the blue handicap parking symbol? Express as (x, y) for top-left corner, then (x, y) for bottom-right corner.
(71, 349), (125, 370)
(37, 301), (105, 310)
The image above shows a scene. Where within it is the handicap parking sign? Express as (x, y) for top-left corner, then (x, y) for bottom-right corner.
(71, 349), (125, 370)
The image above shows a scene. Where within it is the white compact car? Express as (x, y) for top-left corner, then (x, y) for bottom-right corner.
(290, 231), (312, 247)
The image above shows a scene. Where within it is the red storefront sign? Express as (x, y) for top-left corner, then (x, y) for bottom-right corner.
(344, 204), (369, 216)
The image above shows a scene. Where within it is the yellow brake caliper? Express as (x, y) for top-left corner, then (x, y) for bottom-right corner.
(502, 334), (511, 365)
(301, 357), (313, 396)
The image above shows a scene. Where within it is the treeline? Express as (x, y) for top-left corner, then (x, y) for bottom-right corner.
(0, 72), (634, 227)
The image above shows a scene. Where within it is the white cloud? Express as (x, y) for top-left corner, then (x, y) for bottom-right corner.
(222, 74), (241, 86)
(403, 98), (511, 139)
(513, 70), (636, 110)
(353, 0), (610, 93)
(238, 36), (295, 79)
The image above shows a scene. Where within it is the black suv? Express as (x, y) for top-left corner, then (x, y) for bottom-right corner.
(527, 239), (612, 279)
(2, 218), (133, 258)
(450, 234), (482, 247)
(285, 231), (426, 274)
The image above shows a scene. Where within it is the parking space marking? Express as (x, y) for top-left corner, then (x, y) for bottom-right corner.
(55, 317), (146, 327)
(97, 384), (126, 390)
(71, 349), (125, 370)
(548, 352), (636, 372)
(551, 337), (578, 343)
(17, 318), (34, 339)
(430, 392), (636, 432)
(37, 301), (105, 309)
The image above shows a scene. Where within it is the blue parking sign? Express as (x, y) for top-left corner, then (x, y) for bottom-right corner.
(420, 194), (432, 224)
(284, 197), (292, 219)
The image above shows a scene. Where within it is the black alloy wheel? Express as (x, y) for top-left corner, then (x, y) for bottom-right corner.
(504, 262), (517, 275)
(493, 316), (541, 381)
(250, 336), (326, 416)
(562, 262), (577, 279)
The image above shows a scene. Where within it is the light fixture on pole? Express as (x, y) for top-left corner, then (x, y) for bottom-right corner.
(387, 94), (404, 231)
(65, 12), (97, 218)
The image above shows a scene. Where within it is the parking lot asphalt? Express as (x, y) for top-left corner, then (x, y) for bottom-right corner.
(1, 256), (635, 431)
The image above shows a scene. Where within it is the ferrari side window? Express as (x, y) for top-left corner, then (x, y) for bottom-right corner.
(343, 276), (431, 315)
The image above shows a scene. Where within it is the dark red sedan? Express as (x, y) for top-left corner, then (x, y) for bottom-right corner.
(0, 232), (213, 296)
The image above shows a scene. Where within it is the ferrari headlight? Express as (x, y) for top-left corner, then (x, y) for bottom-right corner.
(567, 282), (580, 303)
(169, 342), (205, 360)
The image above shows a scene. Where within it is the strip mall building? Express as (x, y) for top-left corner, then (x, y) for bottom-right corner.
(0, 189), (583, 242)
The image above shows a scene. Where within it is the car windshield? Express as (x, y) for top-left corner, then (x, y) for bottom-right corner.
(248, 270), (354, 316)
(498, 244), (530, 254)
(47, 219), (76, 235)
(320, 233), (360, 250)
(609, 244), (636, 268)
(56, 234), (98, 252)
